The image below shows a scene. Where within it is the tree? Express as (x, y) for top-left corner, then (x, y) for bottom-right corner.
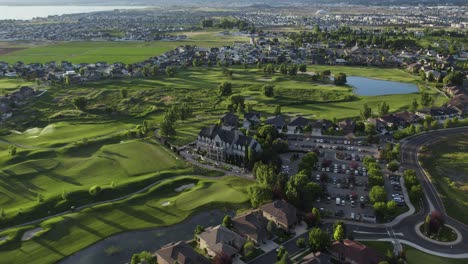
(387, 160), (399, 172)
(410, 184), (423, 201)
(64, 75), (71, 85)
(410, 98), (419, 113)
(378, 101), (390, 116)
(333, 224), (345, 241)
(120, 89), (128, 99)
(279, 64), (288, 75)
(89, 185), (102, 196)
(247, 184), (272, 207)
(276, 252), (289, 264)
(276, 246), (286, 260)
(265, 64), (275, 75)
(298, 152), (318, 173)
(369, 186), (387, 203)
(267, 220), (275, 235)
(72, 96), (87, 110)
(287, 65), (298, 76)
(194, 224), (205, 239)
(213, 252), (233, 264)
(222, 215), (233, 229)
(296, 237), (306, 248)
(427, 72), (435, 82)
(334, 72), (347, 85)
(387, 200), (397, 216)
(311, 207), (321, 224)
(130, 251), (155, 264)
(299, 64), (307, 73)
(360, 104), (372, 120)
(274, 105), (281, 116)
(0, 208), (5, 218)
(202, 19), (213, 28)
(8, 145), (16, 156)
(160, 115), (176, 137)
(420, 92), (433, 107)
(243, 241), (256, 259)
(373, 202), (387, 219)
(419, 70), (426, 81)
(443, 71), (464, 86)
(165, 66), (176, 77)
(428, 211), (445, 234)
(262, 84), (274, 97)
(443, 118), (453, 129)
(309, 227), (330, 252)
(218, 82), (232, 96)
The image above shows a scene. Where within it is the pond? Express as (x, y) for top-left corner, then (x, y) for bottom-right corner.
(347, 76), (419, 96)
(59, 210), (232, 264)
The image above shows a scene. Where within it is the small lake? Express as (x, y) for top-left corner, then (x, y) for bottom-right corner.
(59, 210), (231, 264)
(347, 76), (419, 96)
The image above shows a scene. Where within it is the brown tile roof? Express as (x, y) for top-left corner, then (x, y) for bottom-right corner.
(330, 239), (381, 264)
(232, 211), (268, 243)
(197, 225), (246, 255)
(155, 241), (211, 264)
(260, 200), (297, 228)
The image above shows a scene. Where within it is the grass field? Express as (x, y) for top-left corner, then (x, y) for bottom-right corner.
(0, 78), (35, 93)
(0, 31), (249, 64)
(362, 241), (467, 264)
(419, 135), (468, 224)
(0, 176), (252, 264)
(0, 137), (185, 217)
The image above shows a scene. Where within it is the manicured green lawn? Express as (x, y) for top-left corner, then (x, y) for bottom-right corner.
(0, 139), (184, 215)
(0, 176), (252, 264)
(0, 32), (248, 64)
(0, 78), (35, 93)
(419, 135), (468, 224)
(362, 241), (467, 264)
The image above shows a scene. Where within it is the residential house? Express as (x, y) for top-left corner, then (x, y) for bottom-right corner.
(287, 116), (311, 134)
(196, 125), (262, 164)
(155, 241), (211, 264)
(232, 211), (268, 245)
(300, 252), (330, 264)
(259, 200), (298, 231)
(329, 239), (381, 264)
(243, 112), (261, 130)
(196, 225), (246, 258)
(337, 119), (356, 135)
(392, 111), (421, 126)
(265, 115), (286, 133)
(220, 113), (239, 130)
(310, 119), (334, 136)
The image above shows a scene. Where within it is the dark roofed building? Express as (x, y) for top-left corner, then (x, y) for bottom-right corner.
(232, 211), (268, 245)
(155, 241), (211, 264)
(338, 119), (356, 135)
(330, 239), (382, 264)
(197, 125), (262, 165)
(243, 112), (261, 129)
(260, 200), (298, 230)
(287, 116), (311, 134)
(265, 115), (286, 132)
(196, 225), (246, 258)
(220, 113), (239, 129)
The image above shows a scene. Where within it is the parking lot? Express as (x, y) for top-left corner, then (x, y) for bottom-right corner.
(282, 137), (382, 222)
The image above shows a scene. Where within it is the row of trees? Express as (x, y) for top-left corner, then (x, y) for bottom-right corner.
(159, 103), (193, 137)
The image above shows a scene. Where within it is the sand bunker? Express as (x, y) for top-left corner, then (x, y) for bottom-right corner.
(161, 201), (171, 206)
(175, 183), (195, 192)
(0, 236), (8, 242)
(21, 227), (43, 241)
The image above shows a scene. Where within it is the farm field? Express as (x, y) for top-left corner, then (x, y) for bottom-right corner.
(0, 176), (252, 264)
(0, 31), (249, 64)
(419, 135), (468, 224)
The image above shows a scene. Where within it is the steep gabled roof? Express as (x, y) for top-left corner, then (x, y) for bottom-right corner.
(288, 116), (310, 127)
(260, 200), (297, 228)
(156, 241), (211, 264)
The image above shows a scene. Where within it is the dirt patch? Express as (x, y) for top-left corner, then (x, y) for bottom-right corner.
(0, 48), (26, 55)
(21, 227), (43, 241)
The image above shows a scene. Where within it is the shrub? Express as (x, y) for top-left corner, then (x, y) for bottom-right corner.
(89, 185), (102, 196)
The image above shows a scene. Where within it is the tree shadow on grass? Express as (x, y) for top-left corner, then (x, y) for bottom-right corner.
(145, 204), (177, 218)
(102, 150), (128, 158)
(34, 238), (66, 257)
(119, 206), (163, 224)
(95, 216), (126, 231)
(45, 171), (82, 186)
(62, 216), (105, 238)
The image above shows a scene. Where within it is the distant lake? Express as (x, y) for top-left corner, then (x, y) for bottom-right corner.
(0, 6), (148, 20)
(347, 76), (419, 96)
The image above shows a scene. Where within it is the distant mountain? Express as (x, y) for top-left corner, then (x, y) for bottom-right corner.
(0, 0), (466, 6)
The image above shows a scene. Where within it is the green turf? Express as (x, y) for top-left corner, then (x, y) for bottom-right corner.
(0, 78), (35, 93)
(0, 176), (252, 264)
(362, 241), (467, 264)
(0, 32), (249, 64)
(419, 135), (468, 224)
(0, 138), (183, 214)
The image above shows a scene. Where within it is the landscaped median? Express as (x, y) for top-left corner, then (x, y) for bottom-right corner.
(0, 176), (253, 264)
